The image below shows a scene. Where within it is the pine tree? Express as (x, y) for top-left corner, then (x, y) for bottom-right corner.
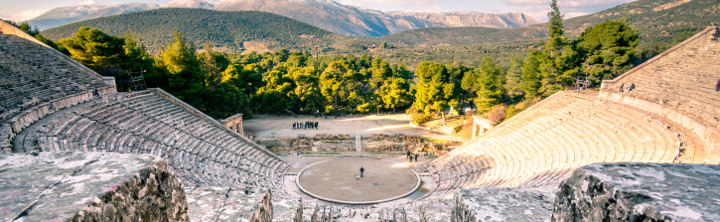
(575, 20), (639, 81)
(413, 61), (457, 125)
(535, 0), (578, 96)
(504, 55), (525, 100)
(157, 32), (205, 108)
(473, 57), (505, 112)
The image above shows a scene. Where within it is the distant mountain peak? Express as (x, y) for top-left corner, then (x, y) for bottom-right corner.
(162, 0), (219, 8)
(216, 0), (539, 36)
(79, 0), (99, 5)
(30, 0), (538, 36)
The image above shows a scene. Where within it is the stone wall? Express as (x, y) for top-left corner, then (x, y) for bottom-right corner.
(552, 163), (720, 221)
(257, 134), (461, 154)
(221, 113), (245, 136)
(0, 152), (188, 221)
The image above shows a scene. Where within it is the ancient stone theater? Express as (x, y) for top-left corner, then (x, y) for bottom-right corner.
(1, 21), (719, 221)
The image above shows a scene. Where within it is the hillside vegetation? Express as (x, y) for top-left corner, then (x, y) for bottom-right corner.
(41, 0), (719, 67)
(16, 0), (663, 132)
(42, 8), (338, 53)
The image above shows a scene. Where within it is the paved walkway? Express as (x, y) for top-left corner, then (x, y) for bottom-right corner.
(244, 114), (466, 142)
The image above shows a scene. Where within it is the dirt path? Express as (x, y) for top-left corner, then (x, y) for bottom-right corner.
(244, 114), (467, 142)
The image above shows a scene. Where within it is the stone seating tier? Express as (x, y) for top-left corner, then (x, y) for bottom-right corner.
(16, 89), (288, 188)
(599, 26), (720, 163)
(0, 33), (114, 152)
(427, 91), (682, 195)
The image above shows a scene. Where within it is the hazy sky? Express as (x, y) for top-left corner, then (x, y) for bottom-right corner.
(0, 0), (636, 22)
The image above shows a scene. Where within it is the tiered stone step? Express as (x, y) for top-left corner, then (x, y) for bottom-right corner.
(23, 89), (288, 188)
(599, 27), (720, 163)
(0, 33), (112, 152)
(428, 91), (680, 194)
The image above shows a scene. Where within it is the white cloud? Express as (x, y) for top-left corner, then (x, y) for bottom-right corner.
(338, 0), (439, 5)
(506, 0), (630, 6)
(336, 0), (441, 10)
(505, 0), (635, 20)
(15, 9), (48, 20)
(80, 0), (99, 5)
(336, 0), (447, 12)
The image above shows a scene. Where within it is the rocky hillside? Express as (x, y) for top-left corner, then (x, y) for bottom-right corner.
(30, 0), (537, 36)
(29, 2), (158, 30)
(216, 0), (538, 36)
(381, 0), (720, 46)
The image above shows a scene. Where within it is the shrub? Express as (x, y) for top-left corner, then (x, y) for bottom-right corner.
(453, 125), (463, 133)
(412, 113), (431, 125)
(505, 105), (520, 120)
(484, 104), (507, 123)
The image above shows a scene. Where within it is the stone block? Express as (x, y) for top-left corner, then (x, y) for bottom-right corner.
(0, 151), (188, 221)
(186, 187), (300, 222)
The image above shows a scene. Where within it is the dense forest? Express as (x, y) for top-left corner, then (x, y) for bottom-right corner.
(9, 0), (700, 126)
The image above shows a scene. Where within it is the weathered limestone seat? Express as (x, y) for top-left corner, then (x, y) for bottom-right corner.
(18, 89), (288, 188)
(600, 26), (720, 163)
(0, 30), (115, 153)
(428, 91), (682, 195)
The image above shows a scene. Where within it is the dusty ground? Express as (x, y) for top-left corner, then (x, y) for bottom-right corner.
(297, 156), (420, 203)
(244, 114), (466, 142)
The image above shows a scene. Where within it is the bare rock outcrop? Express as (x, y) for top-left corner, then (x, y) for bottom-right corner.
(0, 151), (188, 221)
(248, 189), (273, 222)
(552, 163), (720, 221)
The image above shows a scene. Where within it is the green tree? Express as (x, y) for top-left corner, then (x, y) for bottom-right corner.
(203, 82), (250, 118)
(413, 61), (457, 124)
(198, 43), (230, 88)
(521, 51), (543, 98)
(320, 60), (355, 116)
(59, 27), (158, 91)
(380, 77), (412, 113)
(255, 65), (294, 113)
(123, 32), (160, 90)
(291, 67), (322, 113)
(504, 55), (525, 100)
(58, 27), (125, 70)
(534, 0), (578, 96)
(159, 32), (201, 75)
(472, 57), (505, 112)
(369, 58), (392, 113)
(575, 20), (639, 81)
(156, 32), (205, 109)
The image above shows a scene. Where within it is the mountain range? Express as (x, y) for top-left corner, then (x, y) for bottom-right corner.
(380, 0), (720, 46)
(29, 0), (538, 36)
(39, 0), (720, 68)
(41, 8), (337, 54)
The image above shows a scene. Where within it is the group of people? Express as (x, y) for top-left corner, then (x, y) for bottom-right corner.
(407, 151), (419, 162)
(293, 121), (319, 130)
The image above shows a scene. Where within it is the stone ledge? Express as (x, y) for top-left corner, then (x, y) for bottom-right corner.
(0, 151), (188, 221)
(552, 163), (720, 221)
(186, 187), (300, 222)
(455, 188), (554, 222)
